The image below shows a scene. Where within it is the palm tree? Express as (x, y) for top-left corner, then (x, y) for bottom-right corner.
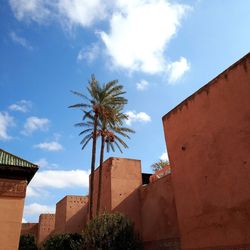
(69, 75), (127, 219)
(96, 109), (134, 214)
(150, 159), (170, 172)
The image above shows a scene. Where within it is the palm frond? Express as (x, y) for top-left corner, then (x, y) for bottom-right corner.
(81, 135), (93, 150)
(70, 90), (90, 101)
(68, 103), (90, 109)
(79, 128), (93, 136)
(80, 133), (93, 146)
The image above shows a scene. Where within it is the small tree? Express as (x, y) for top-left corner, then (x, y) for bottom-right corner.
(83, 212), (142, 250)
(150, 159), (169, 172)
(43, 233), (83, 250)
(19, 234), (37, 250)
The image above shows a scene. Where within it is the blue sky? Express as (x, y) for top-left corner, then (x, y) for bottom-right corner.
(0, 0), (249, 222)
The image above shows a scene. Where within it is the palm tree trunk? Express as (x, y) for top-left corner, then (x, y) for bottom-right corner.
(97, 134), (105, 214)
(89, 112), (98, 220)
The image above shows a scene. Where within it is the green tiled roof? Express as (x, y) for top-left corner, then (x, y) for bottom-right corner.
(0, 149), (38, 168)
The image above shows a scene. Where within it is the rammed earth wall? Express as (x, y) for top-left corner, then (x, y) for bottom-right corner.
(162, 53), (250, 249)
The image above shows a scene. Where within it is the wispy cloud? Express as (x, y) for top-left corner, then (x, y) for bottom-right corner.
(125, 110), (151, 126)
(9, 100), (32, 112)
(9, 0), (106, 27)
(77, 43), (100, 63)
(34, 158), (48, 168)
(22, 116), (49, 135)
(34, 158), (58, 168)
(136, 80), (149, 91)
(9, 0), (50, 23)
(24, 203), (55, 216)
(9, 32), (33, 50)
(0, 112), (15, 140)
(34, 141), (63, 151)
(168, 57), (190, 83)
(26, 186), (40, 197)
(57, 0), (106, 28)
(160, 151), (169, 162)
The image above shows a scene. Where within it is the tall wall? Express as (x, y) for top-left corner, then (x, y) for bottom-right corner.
(0, 178), (27, 250)
(92, 158), (112, 215)
(55, 195), (88, 234)
(162, 53), (250, 249)
(37, 214), (55, 248)
(92, 157), (142, 231)
(92, 156), (180, 245)
(21, 223), (38, 239)
(140, 174), (180, 249)
(111, 158), (142, 232)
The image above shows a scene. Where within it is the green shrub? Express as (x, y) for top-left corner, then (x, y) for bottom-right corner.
(19, 234), (37, 250)
(43, 233), (83, 250)
(83, 212), (143, 250)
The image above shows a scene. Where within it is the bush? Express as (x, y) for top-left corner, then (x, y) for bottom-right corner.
(43, 233), (83, 250)
(83, 212), (143, 250)
(19, 234), (37, 250)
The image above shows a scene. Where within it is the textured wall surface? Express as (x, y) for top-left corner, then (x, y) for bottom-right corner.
(0, 179), (27, 250)
(37, 214), (55, 247)
(21, 223), (38, 239)
(92, 158), (112, 215)
(163, 53), (250, 249)
(55, 195), (88, 234)
(140, 174), (180, 246)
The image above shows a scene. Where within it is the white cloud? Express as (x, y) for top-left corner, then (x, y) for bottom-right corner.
(26, 186), (39, 197)
(57, 0), (106, 28)
(168, 57), (190, 83)
(35, 158), (58, 169)
(22, 218), (27, 223)
(9, 0), (106, 27)
(125, 110), (151, 126)
(9, 0), (191, 79)
(136, 79), (149, 91)
(9, 100), (32, 112)
(160, 151), (169, 162)
(9, 0), (50, 23)
(0, 112), (14, 140)
(34, 141), (63, 151)
(34, 158), (49, 168)
(24, 203), (55, 216)
(30, 169), (89, 189)
(22, 116), (49, 135)
(77, 43), (100, 63)
(9, 32), (33, 50)
(100, 0), (189, 74)
(26, 168), (89, 198)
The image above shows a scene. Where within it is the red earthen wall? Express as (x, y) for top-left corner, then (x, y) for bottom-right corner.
(0, 179), (27, 250)
(37, 214), (55, 247)
(55, 195), (88, 234)
(92, 158), (112, 216)
(21, 223), (38, 239)
(55, 196), (67, 233)
(162, 54), (250, 249)
(140, 174), (180, 249)
(111, 158), (142, 232)
(64, 195), (88, 233)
